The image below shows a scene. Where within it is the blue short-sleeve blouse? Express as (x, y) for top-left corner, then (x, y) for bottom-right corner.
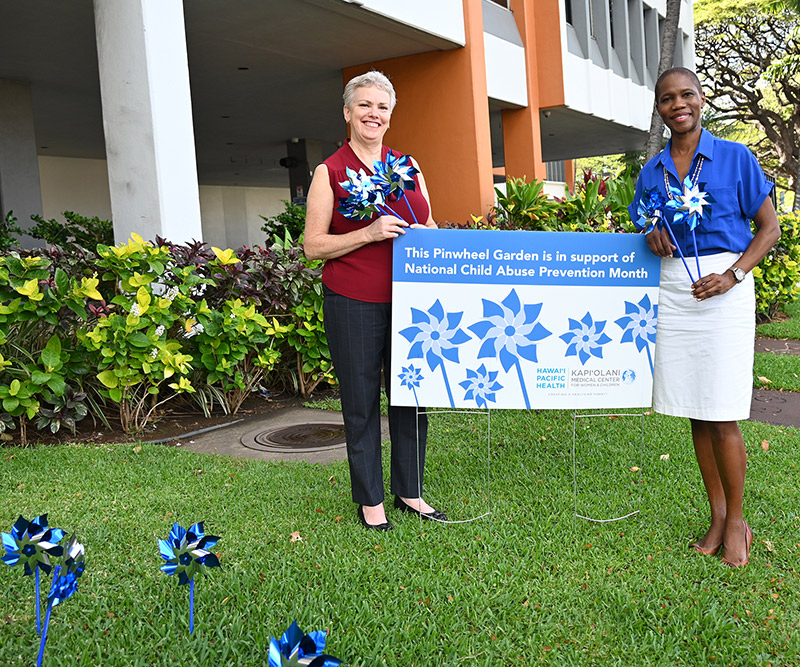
(628, 129), (774, 256)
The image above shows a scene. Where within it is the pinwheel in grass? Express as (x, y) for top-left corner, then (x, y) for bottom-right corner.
(268, 620), (342, 667)
(159, 521), (220, 633)
(370, 151), (420, 225)
(2, 514), (65, 633)
(467, 289), (551, 409)
(459, 364), (503, 408)
(559, 311), (613, 366)
(615, 294), (658, 375)
(635, 186), (698, 284)
(37, 536), (85, 667)
(665, 176), (715, 283)
(399, 299), (471, 407)
(397, 364), (424, 406)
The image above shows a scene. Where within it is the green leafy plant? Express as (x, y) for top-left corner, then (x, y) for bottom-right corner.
(752, 212), (800, 321)
(554, 169), (637, 233)
(277, 283), (335, 397)
(491, 178), (560, 230)
(191, 297), (287, 414)
(259, 200), (307, 240)
(27, 210), (114, 250)
(0, 210), (22, 250)
(36, 388), (89, 435)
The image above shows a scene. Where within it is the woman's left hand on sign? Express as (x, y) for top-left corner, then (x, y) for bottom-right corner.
(645, 226), (676, 258)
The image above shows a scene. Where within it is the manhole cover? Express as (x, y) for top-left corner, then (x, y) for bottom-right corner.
(241, 423), (347, 453)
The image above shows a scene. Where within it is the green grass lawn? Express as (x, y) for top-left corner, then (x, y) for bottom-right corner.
(2, 409), (798, 666)
(757, 299), (800, 340)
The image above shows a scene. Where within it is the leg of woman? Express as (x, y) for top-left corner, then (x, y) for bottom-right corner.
(382, 320), (433, 512)
(323, 288), (390, 524)
(690, 419), (727, 552)
(706, 420), (750, 564)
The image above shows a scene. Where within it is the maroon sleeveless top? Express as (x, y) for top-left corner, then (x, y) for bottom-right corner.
(321, 141), (431, 303)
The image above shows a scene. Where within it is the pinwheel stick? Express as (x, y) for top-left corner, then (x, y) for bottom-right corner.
(515, 360), (531, 410)
(36, 569), (41, 634)
(662, 223), (697, 284)
(36, 567), (58, 667)
(375, 204), (404, 220)
(691, 227), (701, 279)
(189, 578), (195, 634)
(399, 191), (419, 226)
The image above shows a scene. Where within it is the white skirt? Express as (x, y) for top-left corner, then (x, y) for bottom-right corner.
(653, 251), (755, 421)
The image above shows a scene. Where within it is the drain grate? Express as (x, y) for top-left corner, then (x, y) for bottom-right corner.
(241, 423), (347, 453)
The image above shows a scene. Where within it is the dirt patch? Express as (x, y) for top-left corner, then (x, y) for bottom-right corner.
(2, 391), (334, 447)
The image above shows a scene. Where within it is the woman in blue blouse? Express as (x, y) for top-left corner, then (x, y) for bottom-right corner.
(629, 68), (780, 567)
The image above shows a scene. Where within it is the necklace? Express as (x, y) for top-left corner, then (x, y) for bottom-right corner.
(663, 154), (704, 197)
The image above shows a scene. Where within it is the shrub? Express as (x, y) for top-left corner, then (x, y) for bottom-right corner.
(0, 223), (335, 441)
(260, 200), (307, 240)
(0, 211), (22, 251)
(27, 211), (114, 250)
(752, 212), (800, 322)
(489, 170), (637, 233)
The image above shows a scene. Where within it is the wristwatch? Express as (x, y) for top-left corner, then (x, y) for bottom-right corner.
(728, 266), (746, 283)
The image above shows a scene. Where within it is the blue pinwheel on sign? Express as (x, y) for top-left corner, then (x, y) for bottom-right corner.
(615, 294), (658, 375)
(397, 364), (424, 406)
(459, 364), (503, 408)
(559, 311), (613, 366)
(268, 620), (342, 667)
(467, 289), (551, 409)
(399, 299), (471, 407)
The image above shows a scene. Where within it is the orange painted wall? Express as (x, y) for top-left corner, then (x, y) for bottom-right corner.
(342, 0), (494, 225)
(501, 0), (547, 182)
(533, 0), (566, 109)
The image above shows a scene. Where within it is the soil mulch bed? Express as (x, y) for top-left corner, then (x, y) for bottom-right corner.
(1, 392), (318, 447)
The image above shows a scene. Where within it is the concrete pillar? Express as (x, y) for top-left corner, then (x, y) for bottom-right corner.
(93, 0), (203, 244)
(283, 138), (322, 202)
(0, 79), (43, 246)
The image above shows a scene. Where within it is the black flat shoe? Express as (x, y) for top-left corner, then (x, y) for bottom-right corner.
(357, 505), (393, 531)
(394, 496), (447, 522)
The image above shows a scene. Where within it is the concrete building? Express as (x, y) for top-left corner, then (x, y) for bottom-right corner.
(0, 0), (694, 247)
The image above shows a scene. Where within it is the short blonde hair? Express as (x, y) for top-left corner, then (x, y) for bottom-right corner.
(343, 70), (396, 110)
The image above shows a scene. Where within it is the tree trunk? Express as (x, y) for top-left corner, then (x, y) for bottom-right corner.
(645, 0), (684, 161)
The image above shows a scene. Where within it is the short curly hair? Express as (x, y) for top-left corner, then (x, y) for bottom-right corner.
(343, 70), (397, 111)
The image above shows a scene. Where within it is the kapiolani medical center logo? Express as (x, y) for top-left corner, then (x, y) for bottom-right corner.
(535, 366), (637, 391)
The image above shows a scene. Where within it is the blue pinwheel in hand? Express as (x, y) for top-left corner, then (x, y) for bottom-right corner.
(371, 151), (420, 224)
(399, 299), (471, 407)
(467, 289), (551, 409)
(559, 311), (613, 366)
(337, 167), (387, 220)
(615, 294), (658, 375)
(459, 364), (503, 408)
(268, 620), (342, 667)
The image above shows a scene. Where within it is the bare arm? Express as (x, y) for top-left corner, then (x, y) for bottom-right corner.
(303, 164), (411, 260)
(692, 196), (781, 301)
